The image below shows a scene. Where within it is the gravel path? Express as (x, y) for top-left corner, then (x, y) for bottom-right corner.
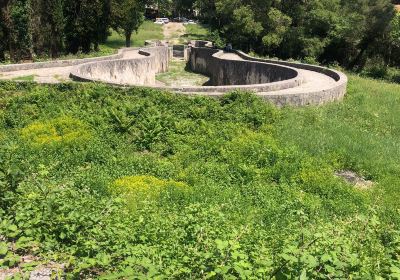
(163, 23), (185, 45)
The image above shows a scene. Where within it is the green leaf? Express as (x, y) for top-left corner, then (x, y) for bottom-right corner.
(216, 239), (229, 251)
(300, 269), (307, 280)
(320, 254), (331, 263)
(0, 242), (8, 255)
(391, 266), (400, 279)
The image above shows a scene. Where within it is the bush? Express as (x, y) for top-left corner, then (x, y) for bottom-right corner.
(111, 175), (190, 209)
(20, 116), (91, 148)
(0, 82), (399, 278)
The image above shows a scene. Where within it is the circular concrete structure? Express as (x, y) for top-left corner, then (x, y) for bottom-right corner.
(0, 40), (347, 106)
(70, 41), (347, 106)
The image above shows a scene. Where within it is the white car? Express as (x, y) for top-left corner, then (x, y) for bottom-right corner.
(154, 19), (165, 25)
(183, 20), (196, 25)
(156, 18), (169, 24)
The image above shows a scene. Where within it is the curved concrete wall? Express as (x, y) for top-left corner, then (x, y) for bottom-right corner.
(67, 41), (347, 107)
(189, 47), (300, 86)
(70, 47), (169, 86)
(233, 51), (348, 106)
(0, 48), (135, 73)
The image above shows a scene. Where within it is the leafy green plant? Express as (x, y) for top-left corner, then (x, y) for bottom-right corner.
(20, 116), (91, 148)
(0, 78), (399, 278)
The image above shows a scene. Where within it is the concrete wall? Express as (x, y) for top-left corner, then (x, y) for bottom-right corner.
(183, 43), (347, 106)
(0, 48), (134, 73)
(188, 48), (299, 86)
(70, 47), (169, 86)
(235, 51), (345, 82)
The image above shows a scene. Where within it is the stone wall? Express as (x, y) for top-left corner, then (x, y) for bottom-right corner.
(70, 47), (169, 86)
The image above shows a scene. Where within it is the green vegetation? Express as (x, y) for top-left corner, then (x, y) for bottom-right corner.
(0, 76), (399, 278)
(110, 0), (145, 47)
(105, 21), (164, 49)
(11, 75), (35, 81)
(179, 24), (211, 44)
(0, 0), (146, 62)
(156, 59), (209, 86)
(196, 0), (400, 80)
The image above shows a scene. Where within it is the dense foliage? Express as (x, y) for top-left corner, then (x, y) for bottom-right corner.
(110, 0), (145, 47)
(0, 0), (145, 61)
(0, 79), (399, 278)
(195, 0), (400, 73)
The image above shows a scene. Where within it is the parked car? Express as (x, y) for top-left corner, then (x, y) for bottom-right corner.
(160, 18), (170, 24)
(154, 19), (165, 24)
(183, 20), (196, 25)
(173, 17), (188, 22)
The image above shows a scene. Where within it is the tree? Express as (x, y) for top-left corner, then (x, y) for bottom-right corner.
(111, 0), (145, 47)
(7, 0), (32, 62)
(0, 0), (9, 61)
(63, 0), (111, 53)
(195, 0), (398, 70)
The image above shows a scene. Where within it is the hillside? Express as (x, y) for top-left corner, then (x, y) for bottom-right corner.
(0, 75), (399, 278)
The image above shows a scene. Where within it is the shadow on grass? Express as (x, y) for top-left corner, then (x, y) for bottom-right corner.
(183, 62), (211, 86)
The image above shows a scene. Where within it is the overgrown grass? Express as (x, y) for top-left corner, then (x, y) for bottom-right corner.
(156, 59), (209, 86)
(0, 76), (399, 278)
(11, 75), (36, 81)
(276, 75), (400, 208)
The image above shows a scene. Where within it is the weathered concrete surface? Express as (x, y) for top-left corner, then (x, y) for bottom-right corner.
(189, 47), (300, 86)
(0, 40), (348, 107)
(178, 44), (347, 106)
(0, 49), (143, 83)
(70, 47), (169, 86)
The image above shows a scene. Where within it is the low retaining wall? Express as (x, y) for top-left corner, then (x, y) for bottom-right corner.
(70, 47), (169, 86)
(233, 51), (348, 106)
(235, 51), (344, 82)
(0, 48), (135, 73)
(189, 47), (300, 86)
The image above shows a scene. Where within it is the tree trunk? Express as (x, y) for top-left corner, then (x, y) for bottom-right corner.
(125, 32), (132, 47)
(0, 49), (5, 62)
(349, 43), (369, 70)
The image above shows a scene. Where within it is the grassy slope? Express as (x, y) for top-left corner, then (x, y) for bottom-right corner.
(178, 24), (211, 44)
(104, 21), (164, 49)
(276, 75), (400, 207)
(0, 75), (399, 278)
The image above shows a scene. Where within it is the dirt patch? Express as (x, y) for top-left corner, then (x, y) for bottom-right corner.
(0, 261), (65, 280)
(335, 170), (374, 190)
(163, 23), (186, 44)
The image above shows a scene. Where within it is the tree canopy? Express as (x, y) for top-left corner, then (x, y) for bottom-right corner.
(195, 0), (398, 69)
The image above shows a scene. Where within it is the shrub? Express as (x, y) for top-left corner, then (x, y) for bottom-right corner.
(20, 116), (91, 148)
(111, 175), (190, 209)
